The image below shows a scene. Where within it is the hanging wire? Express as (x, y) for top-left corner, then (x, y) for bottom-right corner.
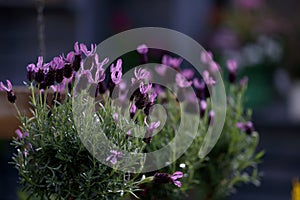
(35, 0), (46, 57)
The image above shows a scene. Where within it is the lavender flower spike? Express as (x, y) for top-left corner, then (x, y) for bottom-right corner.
(176, 73), (192, 88)
(0, 80), (12, 92)
(170, 171), (184, 187)
(106, 150), (122, 165)
(139, 82), (152, 95)
(203, 70), (216, 86)
(134, 68), (151, 82)
(227, 59), (238, 83)
(110, 59), (122, 73)
(144, 117), (160, 133)
(0, 80), (16, 103)
(80, 43), (97, 57)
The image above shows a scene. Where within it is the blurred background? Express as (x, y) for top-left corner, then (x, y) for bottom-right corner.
(0, 0), (299, 199)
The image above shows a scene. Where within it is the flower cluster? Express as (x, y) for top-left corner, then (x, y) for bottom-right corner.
(6, 42), (263, 200)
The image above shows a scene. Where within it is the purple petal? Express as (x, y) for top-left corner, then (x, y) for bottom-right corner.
(171, 171), (183, 180)
(193, 78), (205, 89)
(37, 56), (43, 68)
(155, 64), (168, 76)
(110, 157), (117, 165)
(6, 80), (12, 91)
(181, 69), (194, 80)
(226, 59), (238, 73)
(15, 129), (23, 138)
(74, 42), (80, 53)
(137, 44), (148, 54)
(173, 180), (182, 187)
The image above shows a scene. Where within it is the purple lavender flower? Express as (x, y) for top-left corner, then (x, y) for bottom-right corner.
(106, 150), (122, 165)
(203, 70), (216, 86)
(110, 59), (122, 73)
(126, 130), (131, 139)
(132, 68), (151, 84)
(110, 59), (123, 85)
(153, 171), (183, 187)
(236, 121), (255, 135)
(80, 43), (97, 57)
(162, 55), (183, 70)
(0, 80), (16, 103)
(137, 44), (148, 64)
(201, 51), (213, 64)
(193, 78), (207, 100)
(200, 100), (207, 118)
(176, 73), (192, 88)
(143, 118), (160, 143)
(170, 171), (184, 187)
(26, 64), (36, 82)
(148, 91), (157, 103)
(155, 64), (168, 76)
(15, 129), (29, 139)
(130, 103), (137, 119)
(137, 44), (148, 54)
(181, 69), (194, 80)
(226, 59), (238, 84)
(34, 56), (49, 83)
(209, 61), (220, 73)
(111, 70), (122, 85)
(139, 82), (152, 94)
(51, 57), (65, 83)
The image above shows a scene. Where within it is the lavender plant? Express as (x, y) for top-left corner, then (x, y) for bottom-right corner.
(1, 42), (263, 200)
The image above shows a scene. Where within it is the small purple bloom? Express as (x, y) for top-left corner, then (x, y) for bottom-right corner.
(153, 171), (184, 187)
(236, 121), (255, 135)
(15, 129), (29, 139)
(170, 171), (184, 187)
(26, 64), (36, 82)
(137, 44), (148, 54)
(126, 130), (131, 139)
(155, 64), (168, 76)
(139, 82), (152, 94)
(203, 70), (216, 86)
(162, 55), (183, 69)
(148, 91), (157, 103)
(193, 78), (205, 90)
(130, 103), (136, 119)
(200, 100), (207, 118)
(113, 113), (118, 122)
(64, 51), (75, 63)
(181, 69), (194, 80)
(74, 41), (81, 55)
(111, 70), (122, 85)
(144, 118), (160, 133)
(80, 43), (97, 57)
(106, 150), (122, 165)
(176, 73), (192, 88)
(0, 80), (16, 103)
(226, 59), (238, 84)
(50, 82), (65, 94)
(201, 51), (213, 64)
(0, 80), (12, 92)
(209, 61), (220, 73)
(110, 59), (122, 73)
(132, 68), (151, 84)
(226, 59), (238, 73)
